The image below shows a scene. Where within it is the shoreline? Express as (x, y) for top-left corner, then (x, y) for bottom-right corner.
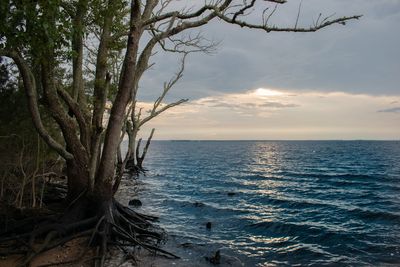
(116, 177), (245, 267)
(0, 176), (243, 267)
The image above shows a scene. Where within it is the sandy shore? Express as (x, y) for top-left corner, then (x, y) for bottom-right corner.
(0, 235), (243, 267)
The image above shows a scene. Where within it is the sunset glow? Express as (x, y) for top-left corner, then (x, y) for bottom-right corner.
(137, 88), (400, 140)
(254, 88), (285, 97)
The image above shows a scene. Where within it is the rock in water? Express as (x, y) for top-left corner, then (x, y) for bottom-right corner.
(128, 199), (142, 207)
(206, 222), (212, 229)
(193, 201), (205, 207)
(206, 250), (221, 265)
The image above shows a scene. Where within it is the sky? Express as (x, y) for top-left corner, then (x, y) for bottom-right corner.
(137, 0), (400, 140)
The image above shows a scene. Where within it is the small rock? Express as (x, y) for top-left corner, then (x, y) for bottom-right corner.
(206, 222), (212, 229)
(193, 202), (205, 207)
(206, 250), (221, 265)
(227, 192), (236, 196)
(128, 199), (142, 207)
(179, 242), (194, 248)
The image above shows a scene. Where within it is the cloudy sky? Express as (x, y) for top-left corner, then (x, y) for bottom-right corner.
(137, 0), (400, 140)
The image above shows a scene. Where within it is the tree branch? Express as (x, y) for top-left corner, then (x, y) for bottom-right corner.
(57, 87), (90, 151)
(139, 99), (188, 127)
(1, 50), (73, 160)
(138, 52), (189, 126)
(215, 5), (362, 33)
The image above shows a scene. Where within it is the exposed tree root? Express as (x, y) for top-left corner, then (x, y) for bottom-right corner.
(124, 162), (148, 177)
(0, 198), (179, 266)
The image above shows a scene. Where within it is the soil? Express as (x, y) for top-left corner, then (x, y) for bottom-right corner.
(0, 238), (93, 267)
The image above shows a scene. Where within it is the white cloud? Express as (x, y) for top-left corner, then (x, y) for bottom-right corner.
(138, 88), (400, 140)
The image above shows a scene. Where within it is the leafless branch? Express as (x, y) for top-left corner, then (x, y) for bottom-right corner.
(139, 52), (189, 127)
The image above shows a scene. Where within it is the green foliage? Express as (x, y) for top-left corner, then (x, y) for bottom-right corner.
(0, 58), (62, 207)
(0, 58), (58, 167)
(0, 58), (31, 137)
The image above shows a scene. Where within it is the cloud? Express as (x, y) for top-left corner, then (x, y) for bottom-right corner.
(138, 88), (400, 140)
(378, 107), (400, 113)
(259, 102), (299, 108)
(199, 100), (298, 110)
(130, 2), (400, 140)
(190, 88), (299, 117)
(136, 0), (400, 103)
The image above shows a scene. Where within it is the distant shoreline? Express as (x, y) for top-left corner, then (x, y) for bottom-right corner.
(135, 139), (400, 142)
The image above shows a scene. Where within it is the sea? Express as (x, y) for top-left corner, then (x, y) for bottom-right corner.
(123, 141), (400, 266)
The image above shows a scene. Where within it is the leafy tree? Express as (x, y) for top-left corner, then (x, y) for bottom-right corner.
(0, 58), (60, 208)
(0, 0), (360, 265)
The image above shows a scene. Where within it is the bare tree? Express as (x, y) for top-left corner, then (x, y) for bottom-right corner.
(0, 0), (361, 265)
(124, 52), (190, 174)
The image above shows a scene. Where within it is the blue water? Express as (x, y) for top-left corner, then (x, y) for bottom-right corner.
(132, 141), (400, 266)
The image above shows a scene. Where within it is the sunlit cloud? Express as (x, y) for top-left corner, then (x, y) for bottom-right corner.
(254, 88), (285, 97)
(190, 88), (299, 117)
(137, 88), (400, 140)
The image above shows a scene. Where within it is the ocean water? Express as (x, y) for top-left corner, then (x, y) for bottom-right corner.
(129, 141), (400, 266)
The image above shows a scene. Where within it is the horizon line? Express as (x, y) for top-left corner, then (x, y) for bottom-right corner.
(142, 139), (400, 142)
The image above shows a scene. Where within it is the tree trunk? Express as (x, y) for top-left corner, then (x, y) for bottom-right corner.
(65, 160), (90, 201)
(125, 124), (138, 172)
(136, 128), (155, 170)
(125, 128), (155, 175)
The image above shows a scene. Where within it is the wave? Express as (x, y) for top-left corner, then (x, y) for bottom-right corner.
(348, 208), (400, 223)
(245, 220), (366, 248)
(272, 171), (391, 182)
(135, 141), (400, 266)
(253, 195), (400, 223)
(161, 198), (249, 215)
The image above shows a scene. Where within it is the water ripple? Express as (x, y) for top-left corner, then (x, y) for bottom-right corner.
(126, 141), (400, 266)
